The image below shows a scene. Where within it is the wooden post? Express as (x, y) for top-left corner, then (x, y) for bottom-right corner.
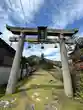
(6, 33), (25, 94)
(59, 34), (73, 97)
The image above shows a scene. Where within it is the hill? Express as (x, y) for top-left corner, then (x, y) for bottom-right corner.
(27, 55), (62, 68)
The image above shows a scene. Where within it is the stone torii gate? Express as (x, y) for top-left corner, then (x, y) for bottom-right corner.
(5, 25), (78, 97)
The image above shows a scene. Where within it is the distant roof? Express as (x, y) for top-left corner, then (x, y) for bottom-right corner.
(0, 38), (15, 56)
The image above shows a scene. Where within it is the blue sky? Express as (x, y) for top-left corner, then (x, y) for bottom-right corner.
(0, 0), (83, 61)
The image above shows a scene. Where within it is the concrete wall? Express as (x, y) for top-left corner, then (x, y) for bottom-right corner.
(0, 67), (21, 85)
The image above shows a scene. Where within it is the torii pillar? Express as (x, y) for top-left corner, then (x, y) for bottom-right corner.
(6, 33), (25, 94)
(59, 34), (73, 97)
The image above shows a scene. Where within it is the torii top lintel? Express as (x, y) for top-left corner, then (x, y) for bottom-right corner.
(6, 25), (78, 36)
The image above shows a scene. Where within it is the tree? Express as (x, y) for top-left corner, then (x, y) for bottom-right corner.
(41, 53), (44, 60)
(76, 37), (83, 46)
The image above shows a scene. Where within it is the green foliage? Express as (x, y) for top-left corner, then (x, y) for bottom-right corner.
(27, 55), (40, 66)
(80, 48), (83, 56)
(41, 53), (44, 60)
(39, 59), (53, 70)
(26, 55), (62, 70)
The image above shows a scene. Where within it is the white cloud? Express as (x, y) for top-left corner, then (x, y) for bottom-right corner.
(23, 44), (61, 61)
(19, 0), (83, 60)
(0, 0), (45, 55)
(51, 0), (83, 29)
(23, 49), (37, 57)
(7, 0), (45, 25)
(1, 0), (82, 61)
(1, 28), (19, 50)
(1, 28), (13, 43)
(44, 48), (59, 56)
(76, 32), (83, 37)
(19, 0), (45, 23)
(0, 0), (45, 31)
(45, 53), (61, 61)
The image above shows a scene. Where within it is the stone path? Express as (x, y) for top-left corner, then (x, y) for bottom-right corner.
(0, 68), (83, 110)
(18, 69), (61, 110)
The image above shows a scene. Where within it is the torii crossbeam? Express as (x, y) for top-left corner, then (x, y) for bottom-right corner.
(6, 24), (78, 36)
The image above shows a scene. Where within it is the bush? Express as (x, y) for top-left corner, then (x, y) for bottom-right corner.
(75, 71), (83, 100)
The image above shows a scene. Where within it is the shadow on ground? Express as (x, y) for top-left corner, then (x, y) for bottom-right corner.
(0, 84), (7, 98)
(16, 84), (63, 93)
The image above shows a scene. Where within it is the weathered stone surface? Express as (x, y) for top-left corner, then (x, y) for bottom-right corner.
(0, 98), (17, 108)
